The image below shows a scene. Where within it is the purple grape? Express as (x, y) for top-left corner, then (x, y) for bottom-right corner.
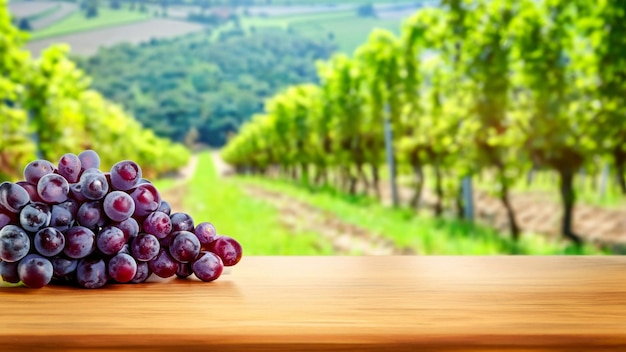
(114, 217), (139, 240)
(69, 183), (88, 203)
(50, 257), (77, 278)
(157, 200), (171, 215)
(18, 254), (53, 288)
(142, 211), (172, 239)
(209, 236), (243, 266)
(192, 251), (223, 282)
(176, 262), (193, 279)
(78, 170), (109, 200)
(170, 212), (194, 232)
(103, 191), (135, 222)
(77, 201), (105, 229)
(130, 261), (151, 283)
(110, 160), (142, 191)
(57, 153), (81, 183)
(169, 231), (200, 263)
(60, 198), (80, 215)
(148, 249), (177, 278)
(130, 184), (161, 218)
(63, 226), (96, 259)
(0, 205), (17, 221)
(33, 227), (65, 257)
(159, 234), (173, 248)
(0, 225), (30, 262)
(19, 203), (51, 233)
(37, 174), (69, 204)
(0, 182), (30, 213)
(0, 211), (12, 228)
(108, 253), (137, 283)
(17, 181), (43, 203)
(96, 226), (126, 255)
(0, 260), (20, 283)
(50, 204), (74, 231)
(76, 257), (107, 289)
(78, 150), (100, 170)
(23, 160), (55, 185)
(195, 222), (217, 249)
(117, 244), (131, 255)
(130, 233), (160, 261)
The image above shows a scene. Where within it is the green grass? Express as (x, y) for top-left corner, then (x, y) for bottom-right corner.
(182, 152), (335, 255)
(139, 0), (404, 5)
(237, 176), (609, 255)
(242, 10), (354, 29)
(29, 8), (153, 40)
(25, 4), (62, 22)
(241, 11), (404, 54)
(470, 169), (626, 210)
(292, 15), (403, 53)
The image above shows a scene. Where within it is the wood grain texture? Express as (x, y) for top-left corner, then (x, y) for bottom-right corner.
(1, 256), (626, 351)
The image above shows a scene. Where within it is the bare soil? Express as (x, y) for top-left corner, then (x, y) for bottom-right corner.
(379, 181), (626, 249)
(159, 154), (198, 213)
(26, 19), (205, 57)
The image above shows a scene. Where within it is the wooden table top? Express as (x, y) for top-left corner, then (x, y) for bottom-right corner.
(1, 256), (625, 351)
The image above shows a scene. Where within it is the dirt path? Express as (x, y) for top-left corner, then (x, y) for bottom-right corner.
(160, 154), (198, 213)
(243, 185), (413, 255)
(209, 151), (412, 255)
(378, 180), (626, 248)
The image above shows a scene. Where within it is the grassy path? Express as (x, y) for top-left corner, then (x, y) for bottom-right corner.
(157, 151), (607, 255)
(209, 150), (408, 255)
(158, 151), (411, 255)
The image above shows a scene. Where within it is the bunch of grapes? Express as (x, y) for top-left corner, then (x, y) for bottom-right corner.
(0, 150), (242, 289)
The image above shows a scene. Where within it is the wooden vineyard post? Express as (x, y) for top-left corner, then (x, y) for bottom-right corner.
(461, 175), (474, 221)
(598, 163), (610, 200)
(383, 104), (399, 207)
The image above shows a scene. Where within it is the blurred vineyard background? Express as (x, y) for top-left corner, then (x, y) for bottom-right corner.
(2, 0), (626, 255)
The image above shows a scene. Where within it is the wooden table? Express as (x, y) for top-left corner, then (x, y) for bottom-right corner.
(1, 256), (625, 351)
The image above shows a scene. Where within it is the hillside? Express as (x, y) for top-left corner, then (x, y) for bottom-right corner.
(75, 29), (337, 146)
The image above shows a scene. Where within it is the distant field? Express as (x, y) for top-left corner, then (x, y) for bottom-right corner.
(293, 16), (403, 53)
(244, 13), (400, 54)
(8, 1), (78, 30)
(239, 2), (418, 54)
(138, 0), (407, 5)
(26, 18), (205, 56)
(29, 8), (153, 40)
(242, 10), (353, 29)
(252, 0), (399, 3)
(245, 4), (353, 16)
(8, 1), (57, 17)
(28, 2), (77, 30)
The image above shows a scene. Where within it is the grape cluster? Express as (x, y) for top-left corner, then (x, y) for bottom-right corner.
(0, 150), (242, 289)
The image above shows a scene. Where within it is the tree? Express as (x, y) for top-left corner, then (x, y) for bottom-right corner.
(0, 2), (189, 180)
(160, 0), (169, 17)
(357, 3), (376, 18)
(17, 18), (31, 31)
(322, 54), (368, 194)
(462, 0), (523, 239)
(355, 29), (404, 202)
(0, 0), (36, 179)
(396, 8), (431, 208)
(586, 1), (626, 194)
(512, 0), (596, 244)
(84, 0), (99, 18)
